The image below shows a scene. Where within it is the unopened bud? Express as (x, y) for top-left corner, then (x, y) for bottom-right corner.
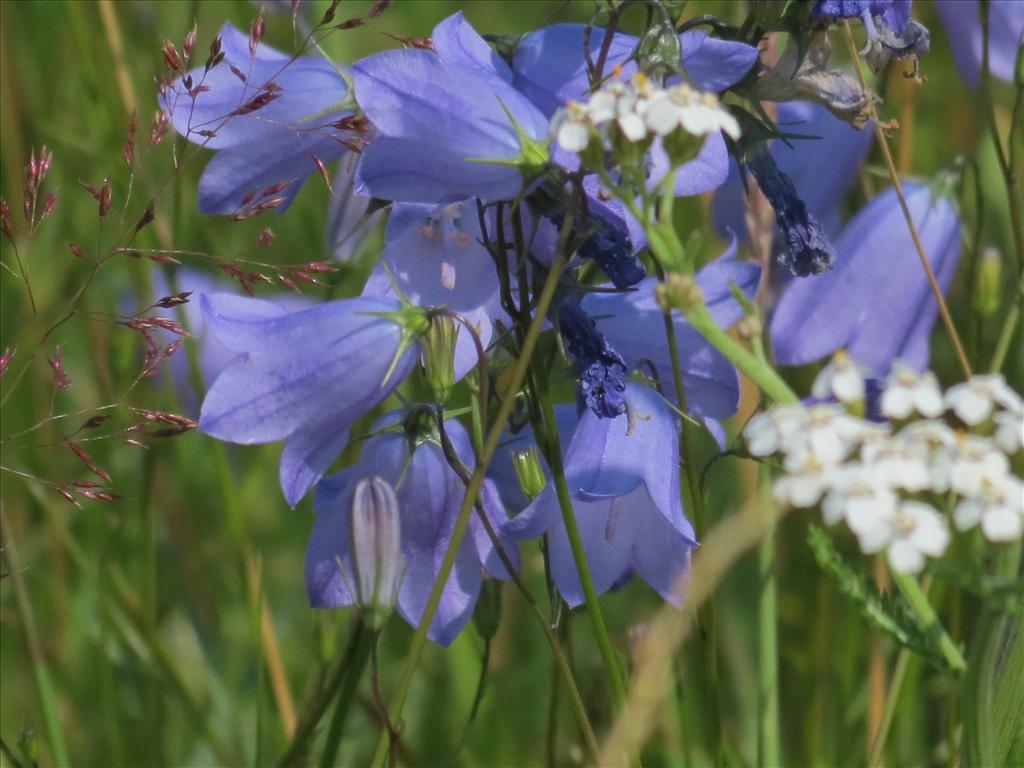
(472, 579), (503, 640)
(350, 476), (403, 629)
(655, 273), (705, 313)
(736, 314), (762, 341)
(422, 314), (458, 403)
(511, 445), (546, 501)
(972, 246), (1002, 317)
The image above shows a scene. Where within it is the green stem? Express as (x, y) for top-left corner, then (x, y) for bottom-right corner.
(369, 222), (575, 768)
(681, 304), (799, 405)
(757, 466), (780, 768)
(279, 618), (367, 767)
(866, 648), (911, 768)
(319, 622), (374, 768)
(891, 572), (966, 674)
(535, 383), (629, 710)
(988, 272), (1023, 373)
(656, 265), (723, 764)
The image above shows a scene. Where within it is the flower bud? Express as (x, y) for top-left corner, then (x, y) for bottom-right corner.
(472, 579), (503, 640)
(512, 445), (547, 501)
(349, 476), (403, 630)
(422, 314), (458, 404)
(655, 273), (705, 313)
(972, 246), (1002, 317)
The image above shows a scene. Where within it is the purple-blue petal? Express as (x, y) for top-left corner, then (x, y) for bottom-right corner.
(770, 183), (961, 375)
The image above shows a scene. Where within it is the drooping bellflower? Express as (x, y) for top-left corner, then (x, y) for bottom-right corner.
(936, 0), (1024, 88)
(581, 239), (762, 431)
(306, 413), (518, 645)
(360, 200), (506, 380)
(352, 12), (549, 204)
(162, 23), (354, 214)
(504, 383), (696, 606)
(745, 145), (838, 276)
(770, 182), (961, 375)
(198, 293), (421, 506)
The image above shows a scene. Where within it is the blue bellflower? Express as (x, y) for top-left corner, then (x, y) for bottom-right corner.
(813, 1), (913, 34)
(197, 294), (420, 506)
(558, 299), (629, 418)
(352, 13), (549, 204)
(770, 182), (961, 376)
(504, 383), (696, 606)
(712, 101), (874, 240)
(162, 23), (353, 214)
(936, 0), (1024, 88)
(361, 200), (506, 381)
(306, 413), (518, 646)
(581, 238), (761, 437)
(746, 145), (838, 276)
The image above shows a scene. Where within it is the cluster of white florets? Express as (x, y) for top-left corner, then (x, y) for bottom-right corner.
(745, 355), (1024, 574)
(552, 71), (741, 154)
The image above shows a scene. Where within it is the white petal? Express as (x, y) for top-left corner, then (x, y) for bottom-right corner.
(556, 120), (590, 153)
(981, 506), (1023, 542)
(887, 541), (925, 574)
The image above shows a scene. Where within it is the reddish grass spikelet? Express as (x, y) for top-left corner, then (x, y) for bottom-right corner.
(256, 228), (275, 247)
(135, 409), (198, 429)
(150, 109), (171, 145)
(250, 8), (266, 56)
(367, 0), (391, 18)
(314, 156), (333, 192)
(0, 347), (13, 378)
(236, 90), (279, 116)
(134, 200), (156, 233)
(99, 179), (113, 218)
(78, 488), (123, 502)
(382, 32), (434, 50)
(162, 40), (183, 73)
(122, 438), (149, 449)
(1, 198), (13, 242)
(149, 427), (193, 438)
(183, 22), (198, 64)
(72, 479), (103, 489)
(40, 193), (58, 221)
(123, 110), (137, 169)
(58, 488), (83, 508)
(67, 441), (112, 483)
(291, 269), (314, 283)
(261, 180), (290, 198)
(155, 291), (192, 308)
(206, 35), (224, 72)
(148, 252), (181, 265)
(321, 0), (342, 25)
(68, 243), (85, 258)
(278, 274), (301, 294)
(48, 348), (71, 390)
(305, 260), (336, 273)
(82, 414), (112, 429)
(229, 64), (248, 83)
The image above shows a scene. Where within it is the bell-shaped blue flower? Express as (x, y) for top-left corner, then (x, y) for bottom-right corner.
(936, 0), (1024, 88)
(306, 413), (518, 646)
(581, 239), (761, 429)
(504, 383), (696, 606)
(198, 294), (420, 506)
(770, 182), (961, 376)
(361, 200), (506, 380)
(712, 101), (874, 240)
(162, 23), (354, 214)
(813, 1), (912, 34)
(352, 12), (549, 204)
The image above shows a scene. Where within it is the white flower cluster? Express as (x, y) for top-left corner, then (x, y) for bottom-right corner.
(745, 359), (1024, 574)
(553, 71), (741, 154)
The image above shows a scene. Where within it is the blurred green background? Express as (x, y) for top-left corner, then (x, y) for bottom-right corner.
(1, 1), (1020, 766)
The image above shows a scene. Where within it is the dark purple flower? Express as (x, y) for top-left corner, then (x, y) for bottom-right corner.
(581, 237), (761, 430)
(306, 413), (518, 645)
(712, 101), (874, 240)
(746, 145), (838, 276)
(770, 182), (961, 376)
(198, 294), (420, 506)
(558, 299), (629, 418)
(936, 0), (1024, 88)
(162, 23), (353, 214)
(504, 383), (696, 606)
(353, 13), (549, 204)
